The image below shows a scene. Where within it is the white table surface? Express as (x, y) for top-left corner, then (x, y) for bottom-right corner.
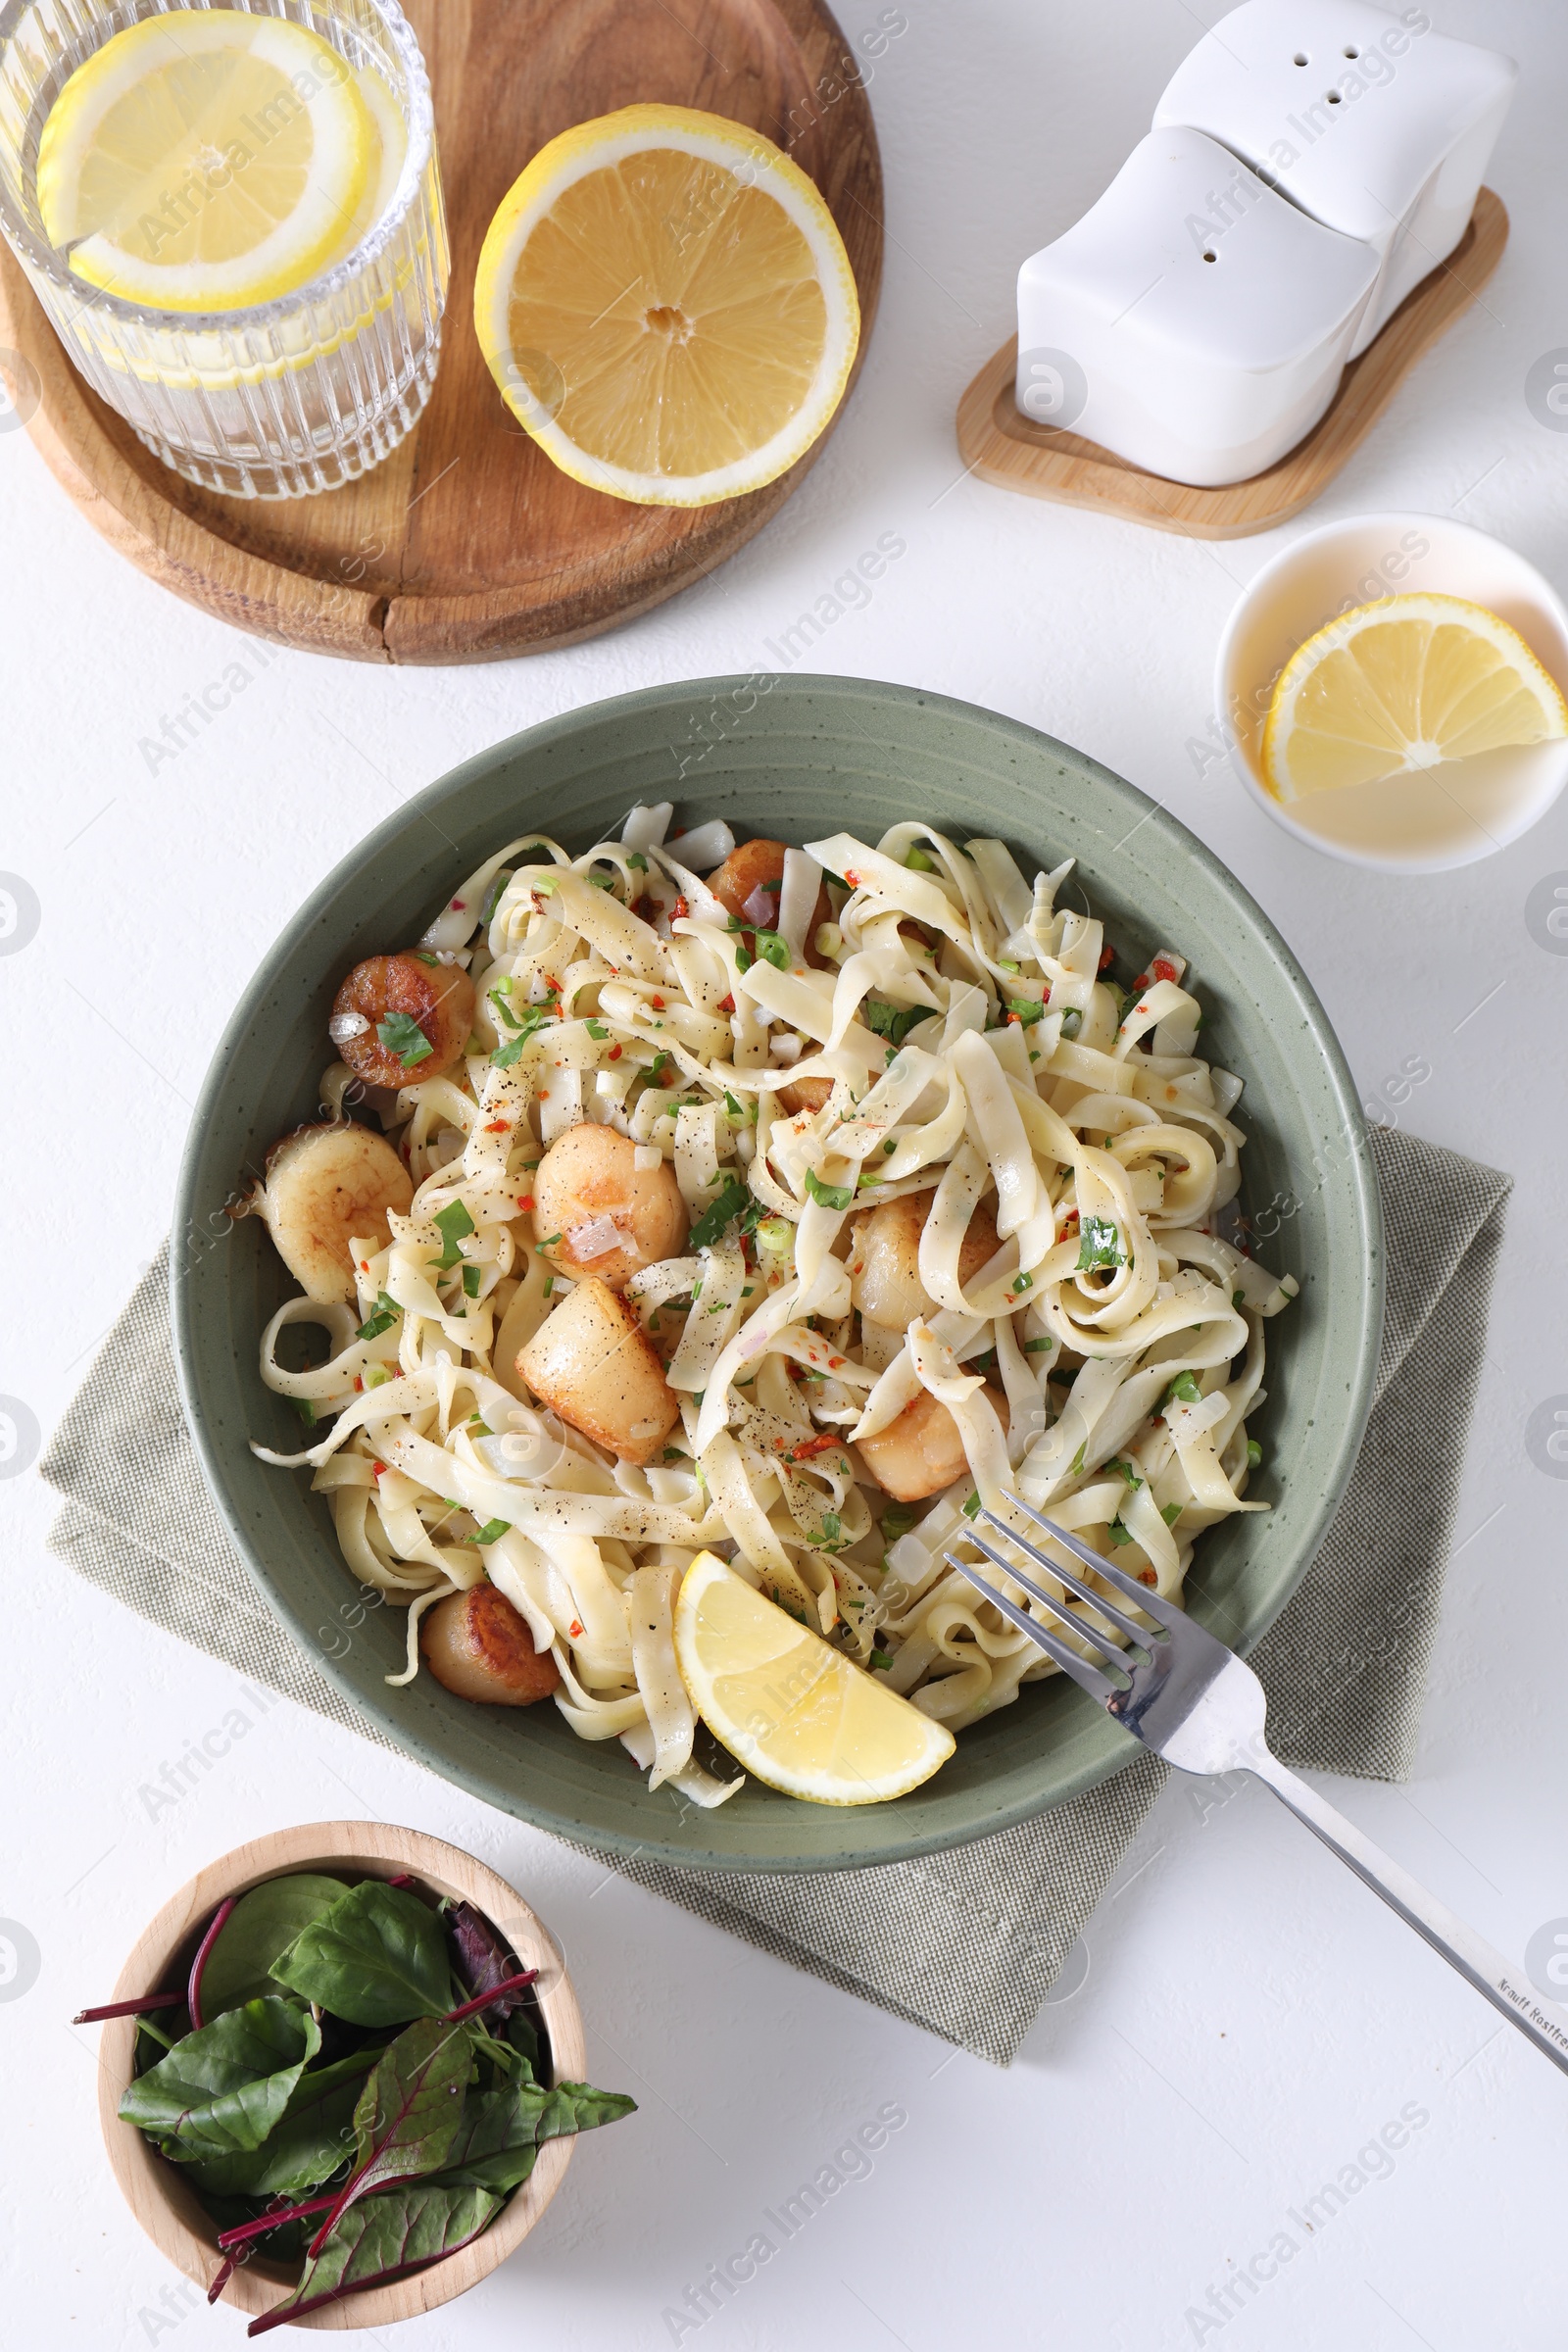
(5, 2), (1568, 2343)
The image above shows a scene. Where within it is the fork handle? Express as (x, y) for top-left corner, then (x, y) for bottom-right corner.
(1248, 1749), (1568, 2081)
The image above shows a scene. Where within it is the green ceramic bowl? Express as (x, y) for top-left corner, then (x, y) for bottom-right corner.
(172, 675), (1382, 1873)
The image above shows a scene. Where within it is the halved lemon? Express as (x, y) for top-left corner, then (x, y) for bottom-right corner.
(1262, 593), (1568, 802)
(472, 104), (860, 507)
(672, 1551), (954, 1805)
(36, 10), (374, 313)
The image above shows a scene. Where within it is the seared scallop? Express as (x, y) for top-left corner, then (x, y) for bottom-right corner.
(849, 1190), (1002, 1329)
(331, 953), (476, 1088)
(247, 1122), (412, 1303)
(858, 1384), (1009, 1503)
(517, 1277), (680, 1465)
(532, 1123), (687, 1292)
(420, 1584), (561, 1705)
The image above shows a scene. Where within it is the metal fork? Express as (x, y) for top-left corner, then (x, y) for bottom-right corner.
(949, 1496), (1568, 2079)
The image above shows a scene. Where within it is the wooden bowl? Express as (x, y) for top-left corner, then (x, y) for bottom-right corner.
(96, 1821), (585, 2331)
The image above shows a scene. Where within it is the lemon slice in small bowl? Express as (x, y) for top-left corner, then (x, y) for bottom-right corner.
(1262, 592), (1568, 803)
(472, 103), (860, 508)
(672, 1552), (955, 1806)
(37, 9), (375, 313)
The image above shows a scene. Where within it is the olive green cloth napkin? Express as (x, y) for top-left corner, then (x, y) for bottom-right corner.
(41, 1128), (1510, 2066)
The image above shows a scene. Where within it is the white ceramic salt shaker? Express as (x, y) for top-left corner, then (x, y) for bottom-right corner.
(1014, 128), (1378, 487)
(1153, 1), (1515, 356)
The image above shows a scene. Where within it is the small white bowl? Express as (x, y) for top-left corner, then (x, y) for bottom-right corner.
(1215, 511), (1568, 872)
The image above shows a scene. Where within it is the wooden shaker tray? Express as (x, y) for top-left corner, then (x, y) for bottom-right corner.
(0, 0), (883, 662)
(955, 188), (1507, 540)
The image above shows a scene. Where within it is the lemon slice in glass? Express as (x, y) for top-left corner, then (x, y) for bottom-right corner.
(672, 1552), (955, 1805)
(37, 10), (374, 313)
(472, 103), (860, 507)
(1262, 593), (1568, 802)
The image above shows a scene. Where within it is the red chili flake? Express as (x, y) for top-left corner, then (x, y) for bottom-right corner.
(353, 1375), (364, 1392)
(1139, 1569), (1157, 1588)
(359, 1258), (370, 1272)
(483, 1119), (511, 1133)
(844, 869), (861, 889)
(1005, 1010), (1020, 1026)
(451, 899), (466, 911)
(1132, 973), (1151, 995)
(673, 896), (690, 922)
(538, 1088), (550, 1099)
(1099, 943), (1115, 972)
(1152, 956), (1179, 983)
(371, 1461), (387, 1478)
(787, 1432), (841, 1461)
(718, 994), (735, 1014)
(568, 1619), (584, 1640)
(650, 994), (665, 1010)
(544, 974), (561, 993)
(608, 1044), (622, 1060)
(518, 1195), (536, 1212)
(828, 1356), (845, 1370)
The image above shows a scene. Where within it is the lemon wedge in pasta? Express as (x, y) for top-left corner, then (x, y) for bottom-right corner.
(36, 10), (374, 312)
(1262, 593), (1568, 802)
(472, 104), (859, 506)
(672, 1552), (954, 1805)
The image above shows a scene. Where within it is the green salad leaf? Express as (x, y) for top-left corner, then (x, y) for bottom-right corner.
(270, 1882), (453, 2029)
(120, 1997), (321, 2162)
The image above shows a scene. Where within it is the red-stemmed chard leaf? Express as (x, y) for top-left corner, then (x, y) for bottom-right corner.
(446, 1901), (532, 2021)
(445, 1969), (536, 2026)
(269, 1882), (451, 2028)
(305, 2015), (475, 2255)
(187, 1895), (236, 2031)
(247, 2183), (500, 2335)
(119, 1998), (321, 2162)
(216, 2193), (340, 2253)
(74, 1991), (184, 2024)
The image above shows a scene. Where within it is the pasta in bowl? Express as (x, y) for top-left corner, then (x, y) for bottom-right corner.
(242, 804), (1298, 1814)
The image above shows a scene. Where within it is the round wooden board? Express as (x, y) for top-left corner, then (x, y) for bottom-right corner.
(0, 0), (883, 663)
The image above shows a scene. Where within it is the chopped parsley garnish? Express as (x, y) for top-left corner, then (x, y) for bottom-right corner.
(1233, 1288), (1246, 1310)
(729, 922), (790, 974)
(626, 852), (648, 872)
(869, 1647), (892, 1669)
(462, 1264), (481, 1298)
(662, 1446), (686, 1464)
(961, 1490), (981, 1520)
(479, 869), (514, 923)
(490, 1002), (551, 1066)
(1023, 1336), (1054, 1354)
(804, 1168), (854, 1211)
(688, 1174), (752, 1250)
(1247, 1439), (1263, 1469)
(646, 1051), (672, 1086)
(292, 1397), (318, 1426)
(376, 1011), (432, 1067)
(1107, 1520), (1133, 1545)
(1006, 996), (1045, 1027)
(1164, 1370), (1202, 1407)
(820, 1512), (842, 1544)
(1076, 1215), (1125, 1270)
(861, 997), (925, 1047)
(904, 846), (934, 871)
(880, 1502), (917, 1544)
(1108, 1455), (1143, 1491)
(1161, 1501), (1183, 1526)
(1068, 1441), (1087, 1474)
(429, 1199), (475, 1270)
(473, 1518), (512, 1545)
(1011, 1271), (1034, 1295)
(586, 1018), (610, 1040)
(357, 1291), (399, 1341)
(1059, 1008), (1083, 1041)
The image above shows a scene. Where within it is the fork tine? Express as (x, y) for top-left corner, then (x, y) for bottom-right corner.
(944, 1553), (1122, 1704)
(995, 1494), (1188, 1634)
(968, 1525), (1152, 1653)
